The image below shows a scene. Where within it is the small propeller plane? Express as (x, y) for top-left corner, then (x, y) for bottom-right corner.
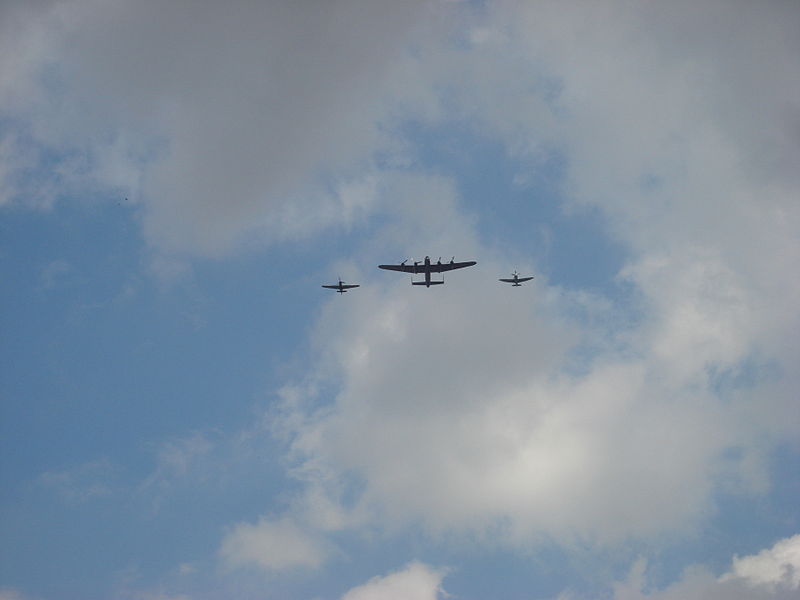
(378, 256), (477, 288)
(322, 279), (360, 293)
(499, 271), (534, 286)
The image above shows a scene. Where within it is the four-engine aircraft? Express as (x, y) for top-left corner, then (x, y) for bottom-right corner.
(499, 271), (534, 286)
(322, 279), (360, 293)
(378, 256), (477, 288)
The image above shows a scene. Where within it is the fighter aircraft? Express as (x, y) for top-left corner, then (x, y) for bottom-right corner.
(378, 256), (477, 288)
(322, 279), (360, 293)
(499, 271), (534, 286)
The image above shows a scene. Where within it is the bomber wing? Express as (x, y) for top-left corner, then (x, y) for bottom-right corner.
(435, 260), (477, 272)
(378, 260), (477, 273)
(378, 264), (418, 273)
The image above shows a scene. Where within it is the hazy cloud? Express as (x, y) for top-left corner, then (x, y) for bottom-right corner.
(276, 282), (769, 545)
(37, 259), (72, 290)
(4, 0), (798, 595)
(219, 516), (332, 572)
(258, 0), (800, 553)
(147, 433), (213, 482)
(340, 562), (447, 600)
(0, 0), (440, 254)
(599, 534), (800, 600)
(39, 458), (115, 504)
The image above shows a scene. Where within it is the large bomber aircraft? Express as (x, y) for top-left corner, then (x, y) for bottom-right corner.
(378, 256), (477, 288)
(322, 279), (360, 293)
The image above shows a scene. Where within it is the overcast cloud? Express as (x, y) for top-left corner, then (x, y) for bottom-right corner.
(218, 0), (800, 559)
(1, 0), (798, 598)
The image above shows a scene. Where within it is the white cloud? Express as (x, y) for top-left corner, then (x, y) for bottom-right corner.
(340, 562), (447, 600)
(6, 0), (797, 587)
(596, 534), (800, 600)
(3, 0), (798, 276)
(0, 0), (443, 255)
(252, 164), (790, 549)
(256, 0), (800, 554)
(723, 534), (800, 591)
(277, 297), (755, 545)
(219, 516), (331, 572)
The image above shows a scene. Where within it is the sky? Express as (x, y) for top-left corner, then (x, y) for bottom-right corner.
(1, 0), (799, 599)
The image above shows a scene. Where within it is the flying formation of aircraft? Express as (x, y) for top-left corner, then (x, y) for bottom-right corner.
(499, 271), (534, 286)
(322, 279), (360, 293)
(322, 257), (533, 291)
(378, 256), (478, 288)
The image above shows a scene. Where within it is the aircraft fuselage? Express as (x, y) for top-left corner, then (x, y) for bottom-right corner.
(411, 256), (445, 287)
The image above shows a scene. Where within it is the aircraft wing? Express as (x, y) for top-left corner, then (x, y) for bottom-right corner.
(322, 284), (360, 289)
(434, 260), (477, 272)
(500, 276), (533, 283)
(378, 264), (417, 273)
(499, 278), (516, 283)
(379, 260), (476, 273)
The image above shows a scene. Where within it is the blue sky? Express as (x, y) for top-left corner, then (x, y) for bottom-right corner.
(2, 1), (799, 599)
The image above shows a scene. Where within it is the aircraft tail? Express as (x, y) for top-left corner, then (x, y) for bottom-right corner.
(412, 281), (444, 286)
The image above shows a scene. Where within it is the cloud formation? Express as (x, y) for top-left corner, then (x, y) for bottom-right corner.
(601, 534), (800, 600)
(248, 0), (800, 559)
(219, 516), (331, 572)
(340, 562), (446, 600)
(0, 0), (439, 254)
(3, 0), (798, 595)
(723, 534), (800, 591)
(275, 256), (778, 546)
(39, 459), (114, 504)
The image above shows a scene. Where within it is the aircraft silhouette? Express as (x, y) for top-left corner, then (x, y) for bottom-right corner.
(322, 279), (360, 293)
(379, 256), (477, 288)
(499, 271), (534, 286)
